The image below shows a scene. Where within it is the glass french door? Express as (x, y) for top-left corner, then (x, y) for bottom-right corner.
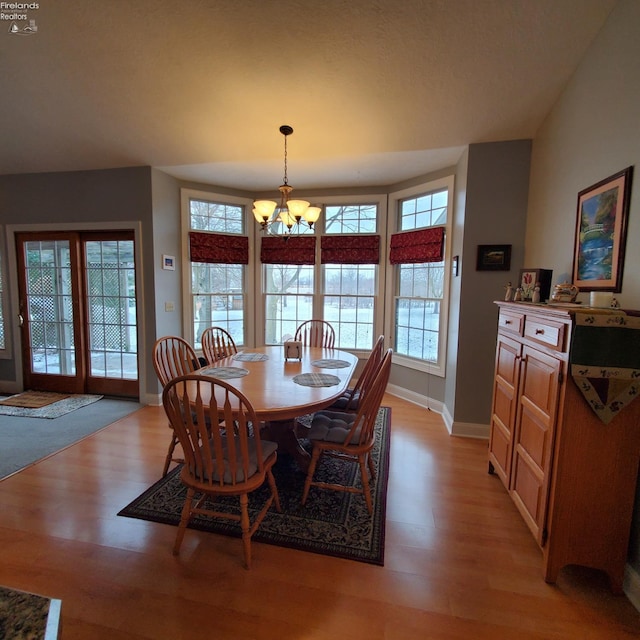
(16, 231), (139, 398)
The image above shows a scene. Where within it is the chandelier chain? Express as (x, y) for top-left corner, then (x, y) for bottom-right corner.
(283, 132), (289, 186)
(253, 124), (321, 236)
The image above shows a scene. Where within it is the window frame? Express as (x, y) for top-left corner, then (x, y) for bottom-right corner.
(385, 176), (454, 377)
(180, 188), (255, 349)
(254, 193), (388, 353)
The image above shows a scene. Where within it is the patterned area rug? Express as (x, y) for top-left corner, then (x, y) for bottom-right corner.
(119, 406), (391, 564)
(0, 394), (103, 419)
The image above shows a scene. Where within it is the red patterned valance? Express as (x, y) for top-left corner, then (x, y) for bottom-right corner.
(321, 235), (380, 264)
(389, 227), (445, 264)
(260, 236), (316, 264)
(189, 232), (249, 264)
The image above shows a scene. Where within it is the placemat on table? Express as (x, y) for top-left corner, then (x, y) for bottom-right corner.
(232, 352), (269, 362)
(200, 366), (250, 379)
(311, 358), (351, 369)
(293, 373), (340, 387)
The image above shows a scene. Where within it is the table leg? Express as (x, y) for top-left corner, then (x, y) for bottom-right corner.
(261, 419), (311, 472)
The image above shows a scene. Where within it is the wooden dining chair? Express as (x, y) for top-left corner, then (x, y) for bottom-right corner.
(328, 334), (385, 412)
(294, 319), (336, 348)
(301, 348), (392, 513)
(201, 326), (238, 364)
(162, 374), (281, 569)
(152, 336), (200, 477)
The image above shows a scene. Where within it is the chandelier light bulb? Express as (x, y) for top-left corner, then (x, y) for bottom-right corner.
(303, 206), (321, 226)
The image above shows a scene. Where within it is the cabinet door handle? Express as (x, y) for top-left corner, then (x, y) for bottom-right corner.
(535, 328), (544, 335)
(504, 320), (512, 325)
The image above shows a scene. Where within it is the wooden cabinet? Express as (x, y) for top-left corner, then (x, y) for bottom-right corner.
(488, 302), (640, 593)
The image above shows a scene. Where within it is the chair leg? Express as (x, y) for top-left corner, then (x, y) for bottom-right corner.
(266, 468), (282, 512)
(163, 431), (178, 477)
(301, 447), (322, 506)
(367, 452), (376, 480)
(359, 455), (373, 514)
(239, 493), (251, 570)
(173, 487), (195, 555)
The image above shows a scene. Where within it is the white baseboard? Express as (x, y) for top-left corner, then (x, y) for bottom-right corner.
(143, 392), (162, 406)
(625, 563), (640, 612)
(386, 384), (489, 438)
(386, 383), (444, 414)
(451, 421), (490, 439)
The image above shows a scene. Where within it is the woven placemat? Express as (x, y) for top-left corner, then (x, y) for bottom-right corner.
(293, 373), (340, 387)
(311, 358), (351, 369)
(200, 366), (250, 379)
(232, 352), (269, 362)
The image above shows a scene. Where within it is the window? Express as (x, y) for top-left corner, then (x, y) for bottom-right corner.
(388, 177), (452, 375)
(263, 224), (316, 344)
(264, 263), (315, 343)
(182, 191), (250, 349)
(322, 204), (379, 349)
(260, 197), (385, 350)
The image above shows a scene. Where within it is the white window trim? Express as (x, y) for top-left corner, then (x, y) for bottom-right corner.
(180, 187), (256, 347)
(384, 175), (455, 377)
(253, 193), (388, 352)
(284, 193), (388, 356)
(320, 193), (388, 355)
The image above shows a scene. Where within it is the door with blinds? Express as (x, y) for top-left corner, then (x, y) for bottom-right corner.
(16, 231), (139, 398)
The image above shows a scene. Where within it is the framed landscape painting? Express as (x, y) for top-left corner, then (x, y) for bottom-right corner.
(572, 166), (633, 292)
(476, 244), (511, 271)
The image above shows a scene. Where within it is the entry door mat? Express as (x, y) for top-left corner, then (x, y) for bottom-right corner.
(0, 390), (70, 409)
(0, 393), (103, 418)
(119, 407), (391, 565)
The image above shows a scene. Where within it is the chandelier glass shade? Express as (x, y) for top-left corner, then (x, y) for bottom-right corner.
(253, 125), (321, 234)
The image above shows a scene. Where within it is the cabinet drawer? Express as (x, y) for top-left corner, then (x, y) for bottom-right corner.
(498, 310), (524, 336)
(524, 317), (566, 351)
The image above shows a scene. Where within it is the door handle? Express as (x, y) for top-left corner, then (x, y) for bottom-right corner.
(18, 314), (24, 326)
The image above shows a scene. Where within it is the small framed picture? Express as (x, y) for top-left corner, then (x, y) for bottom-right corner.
(476, 244), (511, 271)
(162, 255), (176, 271)
(518, 268), (553, 302)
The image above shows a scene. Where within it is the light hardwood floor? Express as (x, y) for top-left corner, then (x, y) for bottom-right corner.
(1, 394), (639, 639)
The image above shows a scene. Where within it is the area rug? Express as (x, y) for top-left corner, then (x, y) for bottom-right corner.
(0, 394), (103, 419)
(0, 397), (143, 479)
(0, 390), (70, 409)
(119, 406), (391, 565)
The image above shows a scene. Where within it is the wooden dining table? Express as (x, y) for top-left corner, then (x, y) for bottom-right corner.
(195, 345), (358, 471)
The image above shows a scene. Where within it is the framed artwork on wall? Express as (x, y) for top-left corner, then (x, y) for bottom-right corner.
(572, 166), (633, 292)
(476, 244), (511, 271)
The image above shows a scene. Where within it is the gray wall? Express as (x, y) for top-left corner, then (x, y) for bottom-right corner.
(0, 166), (158, 398)
(151, 169), (183, 353)
(523, 0), (640, 580)
(451, 141), (531, 427)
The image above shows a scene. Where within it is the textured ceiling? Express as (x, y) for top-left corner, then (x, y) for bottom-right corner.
(0, 0), (617, 190)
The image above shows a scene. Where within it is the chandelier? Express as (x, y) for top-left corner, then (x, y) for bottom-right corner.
(253, 125), (321, 235)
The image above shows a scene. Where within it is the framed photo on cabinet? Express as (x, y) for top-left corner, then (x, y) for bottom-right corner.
(572, 166), (633, 292)
(518, 268), (552, 302)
